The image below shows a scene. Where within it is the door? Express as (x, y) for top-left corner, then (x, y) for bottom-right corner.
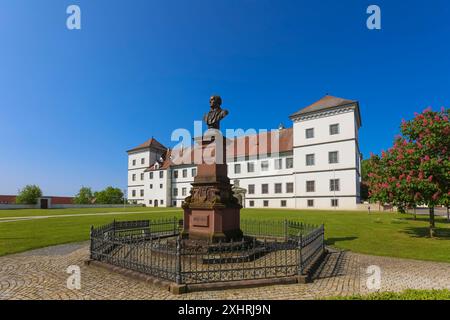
(154, 200), (158, 207)
(40, 199), (48, 209)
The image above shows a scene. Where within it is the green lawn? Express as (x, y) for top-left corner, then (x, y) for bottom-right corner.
(0, 206), (177, 218)
(0, 208), (449, 263)
(329, 289), (450, 300)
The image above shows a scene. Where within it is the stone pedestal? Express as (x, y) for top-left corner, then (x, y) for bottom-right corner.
(182, 137), (242, 242)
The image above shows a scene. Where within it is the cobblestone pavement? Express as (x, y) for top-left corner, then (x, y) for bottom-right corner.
(1, 242), (449, 300)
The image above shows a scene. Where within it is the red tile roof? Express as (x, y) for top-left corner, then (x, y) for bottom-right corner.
(290, 95), (361, 127)
(127, 138), (167, 153)
(145, 128), (293, 171)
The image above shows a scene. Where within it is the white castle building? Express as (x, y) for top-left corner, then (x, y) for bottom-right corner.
(127, 95), (363, 209)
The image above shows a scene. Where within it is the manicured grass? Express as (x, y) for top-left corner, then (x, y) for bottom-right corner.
(0, 208), (183, 256)
(329, 289), (450, 300)
(0, 206), (178, 218)
(0, 208), (449, 263)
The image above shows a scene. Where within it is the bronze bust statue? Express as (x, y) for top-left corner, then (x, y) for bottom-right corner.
(203, 95), (229, 129)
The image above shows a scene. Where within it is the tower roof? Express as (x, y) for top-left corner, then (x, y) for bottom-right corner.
(127, 137), (167, 153)
(289, 95), (361, 127)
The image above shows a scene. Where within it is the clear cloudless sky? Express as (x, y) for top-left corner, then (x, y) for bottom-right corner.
(0, 0), (449, 196)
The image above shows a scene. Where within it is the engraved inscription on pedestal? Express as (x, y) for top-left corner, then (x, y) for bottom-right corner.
(192, 215), (209, 227)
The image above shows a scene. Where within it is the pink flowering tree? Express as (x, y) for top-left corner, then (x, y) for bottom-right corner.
(367, 107), (450, 237)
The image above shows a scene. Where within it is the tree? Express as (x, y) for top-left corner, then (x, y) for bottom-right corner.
(367, 107), (450, 237)
(94, 187), (124, 204)
(16, 185), (42, 205)
(73, 187), (94, 204)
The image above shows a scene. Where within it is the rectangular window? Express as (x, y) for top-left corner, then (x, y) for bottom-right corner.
(159, 184), (163, 189)
(247, 162), (255, 173)
(150, 172), (153, 179)
(274, 183), (282, 194)
(306, 181), (315, 192)
(173, 201), (177, 207)
(160, 200), (164, 205)
(329, 151), (339, 164)
(286, 182), (294, 193)
(149, 200), (152, 205)
(306, 154), (315, 166)
(182, 169), (187, 178)
(307, 199), (314, 207)
(248, 184), (255, 194)
(274, 159), (283, 170)
(132, 190), (136, 197)
(330, 124), (340, 135)
(261, 161), (269, 171)
(140, 173), (144, 180)
(286, 157), (293, 169)
(234, 163), (241, 174)
(132, 159), (136, 166)
(331, 199), (339, 207)
(132, 174), (136, 181)
(182, 188), (187, 196)
(281, 200), (287, 207)
(141, 158), (145, 165)
(173, 188), (178, 197)
(140, 190), (144, 197)
(261, 184), (269, 194)
(249, 200), (255, 207)
(159, 171), (164, 178)
(263, 200), (269, 207)
(150, 184), (153, 189)
(173, 170), (178, 179)
(191, 168), (197, 177)
(330, 179), (340, 191)
(306, 128), (314, 139)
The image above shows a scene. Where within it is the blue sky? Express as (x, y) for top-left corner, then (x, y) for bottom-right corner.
(0, 0), (449, 196)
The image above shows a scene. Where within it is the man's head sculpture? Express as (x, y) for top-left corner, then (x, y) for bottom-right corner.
(204, 95), (229, 130)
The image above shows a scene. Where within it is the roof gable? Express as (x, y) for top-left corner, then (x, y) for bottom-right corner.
(127, 138), (167, 153)
(290, 95), (357, 118)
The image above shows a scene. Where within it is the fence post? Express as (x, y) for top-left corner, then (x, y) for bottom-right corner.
(322, 224), (325, 252)
(112, 219), (116, 240)
(90, 225), (94, 260)
(284, 219), (288, 241)
(298, 234), (303, 275)
(176, 235), (182, 284)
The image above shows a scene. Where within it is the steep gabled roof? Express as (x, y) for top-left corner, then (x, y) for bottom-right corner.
(127, 138), (167, 153)
(289, 95), (361, 127)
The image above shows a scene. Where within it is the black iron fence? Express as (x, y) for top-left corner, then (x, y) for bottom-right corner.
(90, 218), (325, 285)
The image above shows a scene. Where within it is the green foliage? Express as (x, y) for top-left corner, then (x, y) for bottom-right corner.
(73, 187), (94, 204)
(94, 186), (124, 204)
(331, 289), (450, 300)
(15, 185), (42, 205)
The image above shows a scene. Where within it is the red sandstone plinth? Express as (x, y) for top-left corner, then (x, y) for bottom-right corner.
(182, 136), (242, 242)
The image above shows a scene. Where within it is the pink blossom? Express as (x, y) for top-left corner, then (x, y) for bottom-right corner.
(418, 171), (424, 179)
(396, 182), (401, 188)
(423, 107), (432, 113)
(424, 155), (430, 161)
(432, 192), (440, 201)
(406, 175), (412, 183)
(428, 175), (433, 182)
